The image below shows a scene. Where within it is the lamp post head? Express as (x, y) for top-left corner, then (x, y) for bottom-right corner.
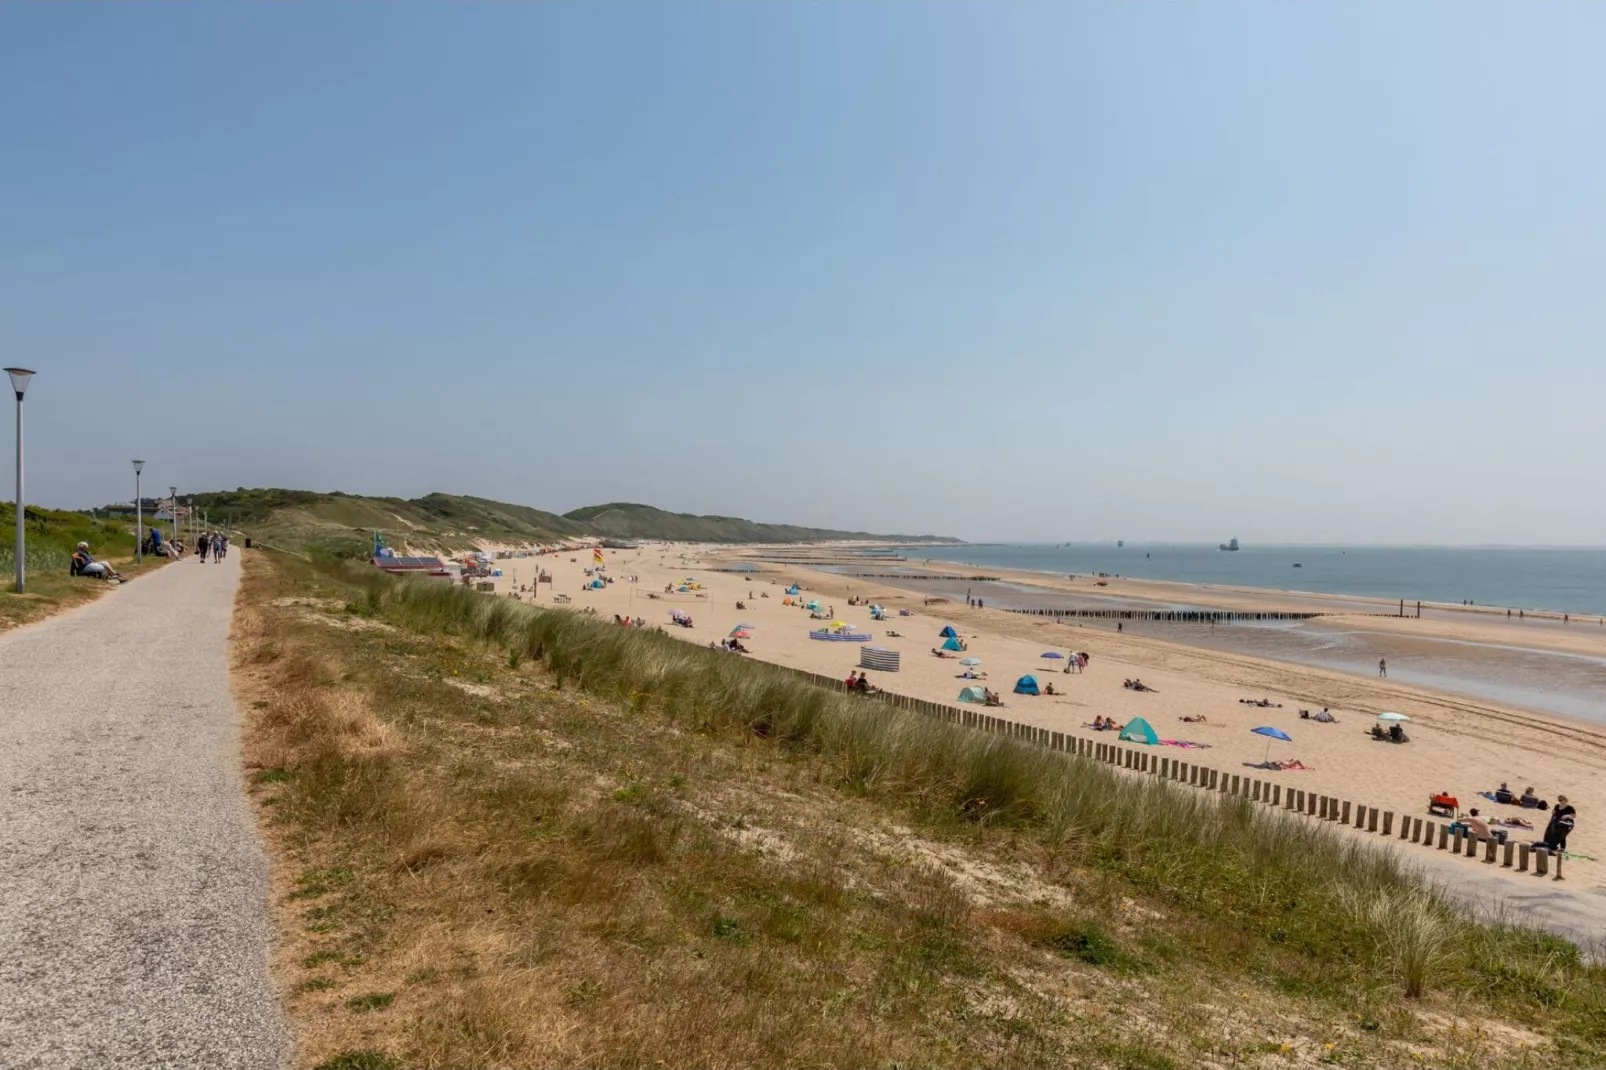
(133, 459), (145, 474)
(3, 368), (35, 399)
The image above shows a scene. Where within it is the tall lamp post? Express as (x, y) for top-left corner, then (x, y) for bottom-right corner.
(133, 460), (146, 563)
(5, 368), (34, 594)
(170, 486), (178, 547)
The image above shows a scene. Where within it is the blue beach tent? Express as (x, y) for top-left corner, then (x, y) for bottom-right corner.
(941, 637), (964, 652)
(1013, 675), (1040, 695)
(1119, 717), (1159, 745)
(957, 686), (987, 704)
(939, 625), (959, 638)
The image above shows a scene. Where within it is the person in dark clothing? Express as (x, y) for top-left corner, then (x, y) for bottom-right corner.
(1542, 796), (1576, 853)
(197, 532), (211, 562)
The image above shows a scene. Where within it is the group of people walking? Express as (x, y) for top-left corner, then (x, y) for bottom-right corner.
(196, 531), (230, 563)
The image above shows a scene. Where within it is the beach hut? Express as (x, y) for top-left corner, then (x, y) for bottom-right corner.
(957, 686), (988, 704)
(1013, 675), (1040, 696)
(939, 625), (959, 638)
(941, 636), (964, 652)
(1119, 717), (1158, 745)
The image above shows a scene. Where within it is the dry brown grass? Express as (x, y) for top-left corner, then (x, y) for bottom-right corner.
(233, 553), (1598, 1070)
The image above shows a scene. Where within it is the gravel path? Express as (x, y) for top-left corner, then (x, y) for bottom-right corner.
(0, 552), (289, 1069)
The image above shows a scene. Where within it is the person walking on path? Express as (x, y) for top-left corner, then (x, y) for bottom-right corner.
(197, 530), (211, 563)
(215, 532), (228, 561)
(0, 551), (289, 1067)
(1379, 657), (1387, 678)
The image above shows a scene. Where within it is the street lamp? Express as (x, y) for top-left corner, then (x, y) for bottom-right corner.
(170, 486), (178, 547)
(133, 460), (146, 563)
(5, 368), (34, 594)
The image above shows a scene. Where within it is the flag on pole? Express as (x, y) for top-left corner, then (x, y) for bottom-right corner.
(593, 547), (604, 565)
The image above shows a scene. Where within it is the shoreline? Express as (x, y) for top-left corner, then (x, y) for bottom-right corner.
(905, 547), (1606, 625)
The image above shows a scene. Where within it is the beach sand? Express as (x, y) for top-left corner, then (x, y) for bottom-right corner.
(484, 544), (1604, 890)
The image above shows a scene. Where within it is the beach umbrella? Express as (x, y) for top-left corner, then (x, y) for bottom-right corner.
(959, 657), (982, 666)
(733, 622), (757, 630)
(1251, 725), (1292, 763)
(728, 627), (751, 638)
(1041, 652), (1065, 660)
(1377, 712), (1410, 722)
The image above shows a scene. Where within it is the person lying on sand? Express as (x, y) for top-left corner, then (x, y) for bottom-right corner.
(1179, 715), (1207, 724)
(1122, 679), (1158, 693)
(931, 648), (955, 659)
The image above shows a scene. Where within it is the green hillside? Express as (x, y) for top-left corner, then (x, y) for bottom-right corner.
(183, 488), (951, 556)
(561, 502), (948, 544)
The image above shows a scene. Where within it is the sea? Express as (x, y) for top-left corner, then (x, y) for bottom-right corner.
(912, 544), (1606, 618)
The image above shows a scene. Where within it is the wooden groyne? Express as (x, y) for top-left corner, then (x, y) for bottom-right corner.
(1005, 607), (1326, 623)
(838, 573), (1000, 581)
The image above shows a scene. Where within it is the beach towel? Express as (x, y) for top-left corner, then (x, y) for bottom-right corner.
(1158, 739), (1211, 749)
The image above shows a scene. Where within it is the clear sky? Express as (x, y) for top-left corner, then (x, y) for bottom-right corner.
(3, 2), (1603, 543)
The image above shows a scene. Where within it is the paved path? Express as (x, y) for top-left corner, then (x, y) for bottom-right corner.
(0, 553), (289, 1068)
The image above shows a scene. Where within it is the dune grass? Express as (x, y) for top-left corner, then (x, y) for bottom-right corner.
(240, 553), (1606, 1068)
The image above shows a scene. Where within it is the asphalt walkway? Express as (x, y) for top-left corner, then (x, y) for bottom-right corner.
(0, 552), (288, 1068)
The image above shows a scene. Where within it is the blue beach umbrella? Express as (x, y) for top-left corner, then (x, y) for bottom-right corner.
(1251, 725), (1292, 763)
(1041, 651), (1065, 659)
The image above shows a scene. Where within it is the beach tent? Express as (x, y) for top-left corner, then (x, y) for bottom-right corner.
(1119, 716), (1158, 745)
(1013, 675), (1040, 695)
(786, 585), (801, 596)
(957, 686), (988, 704)
(939, 625), (959, 638)
(589, 579), (605, 589)
(942, 636), (964, 652)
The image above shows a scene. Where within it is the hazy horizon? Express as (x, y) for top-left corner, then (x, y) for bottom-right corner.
(5, 3), (1604, 545)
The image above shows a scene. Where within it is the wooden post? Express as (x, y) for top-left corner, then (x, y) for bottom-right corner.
(1382, 811), (1393, 837)
(1272, 785), (1281, 807)
(1517, 843), (1530, 872)
(1209, 769), (1219, 790)
(1420, 820), (1433, 846)
(1451, 828), (1464, 854)
(1534, 847), (1550, 877)
(1367, 807), (1378, 833)
(1307, 793), (1318, 816)
(1353, 804), (1366, 830)
(1341, 800), (1351, 825)
(1230, 774), (1241, 795)
(1410, 818), (1421, 844)
(1438, 824), (1449, 850)
(1502, 840), (1514, 868)
(1554, 852), (1564, 882)
(1251, 780), (1262, 802)
(1484, 837), (1497, 864)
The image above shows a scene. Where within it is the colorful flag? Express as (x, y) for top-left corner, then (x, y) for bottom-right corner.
(593, 547), (604, 564)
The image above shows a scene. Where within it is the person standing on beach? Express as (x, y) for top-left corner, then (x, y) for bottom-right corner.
(1378, 657), (1387, 678)
(197, 531), (211, 563)
(1543, 796), (1575, 854)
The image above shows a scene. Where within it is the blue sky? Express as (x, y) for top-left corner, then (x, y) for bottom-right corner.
(3, 2), (1603, 543)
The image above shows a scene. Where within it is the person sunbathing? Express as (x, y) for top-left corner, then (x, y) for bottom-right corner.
(1179, 714), (1207, 723)
(1092, 716), (1107, 730)
(983, 689), (1003, 707)
(1313, 708), (1337, 723)
(931, 648), (955, 659)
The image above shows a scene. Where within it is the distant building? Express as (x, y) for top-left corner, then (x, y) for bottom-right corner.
(372, 554), (450, 577)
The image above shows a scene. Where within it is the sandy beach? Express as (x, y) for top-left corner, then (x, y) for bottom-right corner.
(485, 544), (1605, 890)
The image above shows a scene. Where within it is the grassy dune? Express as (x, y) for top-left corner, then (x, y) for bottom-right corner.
(238, 552), (1606, 1069)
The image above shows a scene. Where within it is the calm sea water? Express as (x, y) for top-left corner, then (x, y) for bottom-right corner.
(915, 544), (1606, 618)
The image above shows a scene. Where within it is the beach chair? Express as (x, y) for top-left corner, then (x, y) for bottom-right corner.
(1428, 793), (1458, 818)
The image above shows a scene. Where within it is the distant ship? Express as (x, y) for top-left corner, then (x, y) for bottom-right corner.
(1117, 540), (1124, 548)
(1219, 537), (1240, 552)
